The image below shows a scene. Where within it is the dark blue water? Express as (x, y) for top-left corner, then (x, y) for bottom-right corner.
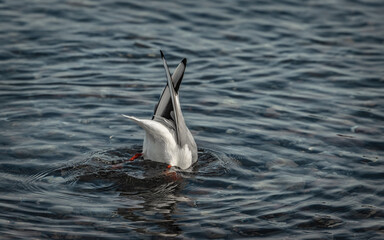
(1, 0), (384, 239)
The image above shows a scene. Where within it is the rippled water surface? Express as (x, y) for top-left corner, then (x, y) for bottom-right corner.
(1, 0), (384, 239)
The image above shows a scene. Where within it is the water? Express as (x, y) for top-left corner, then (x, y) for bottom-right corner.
(1, 0), (384, 239)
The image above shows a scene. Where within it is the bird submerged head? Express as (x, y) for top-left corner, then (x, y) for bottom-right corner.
(123, 51), (198, 170)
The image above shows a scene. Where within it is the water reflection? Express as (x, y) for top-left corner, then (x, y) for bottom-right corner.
(76, 168), (186, 236)
(49, 148), (223, 237)
(117, 180), (185, 237)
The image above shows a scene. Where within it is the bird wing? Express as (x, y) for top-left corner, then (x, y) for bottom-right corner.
(160, 50), (190, 146)
(152, 56), (187, 120)
(122, 115), (175, 139)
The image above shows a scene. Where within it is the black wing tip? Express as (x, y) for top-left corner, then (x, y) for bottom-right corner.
(160, 51), (187, 65)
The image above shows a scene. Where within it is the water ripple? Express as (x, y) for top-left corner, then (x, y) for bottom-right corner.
(1, 0), (384, 239)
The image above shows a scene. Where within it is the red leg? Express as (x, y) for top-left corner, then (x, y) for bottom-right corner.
(111, 153), (142, 169)
(129, 153), (143, 161)
(164, 170), (182, 181)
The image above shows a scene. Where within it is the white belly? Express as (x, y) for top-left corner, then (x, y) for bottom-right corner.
(143, 128), (193, 169)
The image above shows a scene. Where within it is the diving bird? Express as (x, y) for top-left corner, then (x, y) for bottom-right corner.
(123, 51), (197, 170)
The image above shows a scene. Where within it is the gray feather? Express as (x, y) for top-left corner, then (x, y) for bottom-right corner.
(160, 50), (191, 147)
(152, 58), (186, 120)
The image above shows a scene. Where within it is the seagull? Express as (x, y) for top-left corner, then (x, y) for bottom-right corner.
(123, 51), (197, 170)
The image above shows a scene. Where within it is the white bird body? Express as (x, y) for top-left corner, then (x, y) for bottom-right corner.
(123, 115), (196, 169)
(123, 51), (197, 170)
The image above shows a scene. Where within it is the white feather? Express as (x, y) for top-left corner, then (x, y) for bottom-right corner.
(122, 51), (197, 170)
(123, 115), (194, 170)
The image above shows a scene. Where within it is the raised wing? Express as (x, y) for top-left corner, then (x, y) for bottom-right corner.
(160, 50), (190, 146)
(152, 56), (187, 120)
